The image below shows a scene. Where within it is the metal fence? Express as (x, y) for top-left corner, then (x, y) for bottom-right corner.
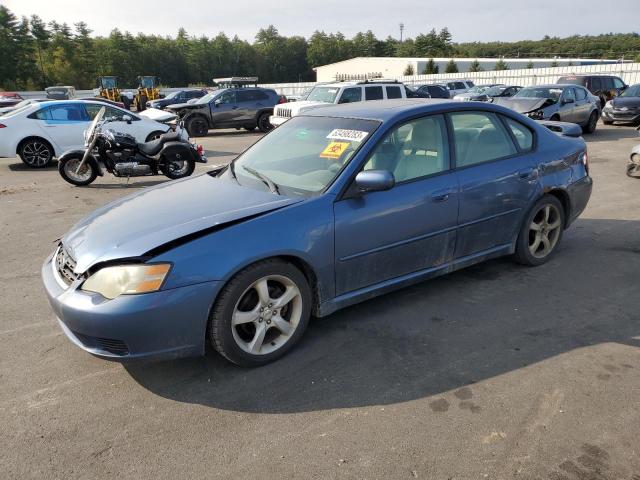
(16, 63), (640, 99)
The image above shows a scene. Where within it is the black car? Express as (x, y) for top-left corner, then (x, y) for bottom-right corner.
(411, 84), (450, 99)
(557, 74), (627, 108)
(148, 89), (207, 110)
(167, 87), (282, 137)
(601, 83), (640, 125)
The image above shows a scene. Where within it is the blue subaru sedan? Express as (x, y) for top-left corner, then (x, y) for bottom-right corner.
(42, 100), (592, 366)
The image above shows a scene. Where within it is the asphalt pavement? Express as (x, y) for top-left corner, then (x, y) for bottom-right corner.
(1, 124), (639, 479)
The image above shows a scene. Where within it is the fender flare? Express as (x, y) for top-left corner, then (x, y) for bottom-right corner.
(58, 150), (104, 176)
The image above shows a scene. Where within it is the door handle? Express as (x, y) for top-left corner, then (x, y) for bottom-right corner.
(431, 188), (455, 202)
(517, 168), (538, 180)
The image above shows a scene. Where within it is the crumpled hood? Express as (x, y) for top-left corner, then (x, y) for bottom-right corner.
(609, 97), (640, 109)
(138, 107), (177, 122)
(494, 97), (552, 113)
(166, 102), (201, 111)
(62, 174), (301, 273)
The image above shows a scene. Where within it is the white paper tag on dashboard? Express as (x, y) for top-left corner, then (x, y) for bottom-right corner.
(326, 129), (369, 142)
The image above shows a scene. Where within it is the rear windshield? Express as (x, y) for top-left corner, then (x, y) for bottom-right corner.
(557, 76), (587, 86)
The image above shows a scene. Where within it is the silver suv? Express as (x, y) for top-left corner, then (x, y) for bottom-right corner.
(271, 80), (408, 126)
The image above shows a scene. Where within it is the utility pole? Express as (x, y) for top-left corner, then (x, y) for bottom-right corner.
(399, 23), (404, 42)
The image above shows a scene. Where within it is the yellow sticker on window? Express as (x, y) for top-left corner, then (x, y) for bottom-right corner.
(320, 141), (350, 159)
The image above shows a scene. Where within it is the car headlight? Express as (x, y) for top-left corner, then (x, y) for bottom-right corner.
(81, 263), (171, 299)
(604, 101), (612, 109)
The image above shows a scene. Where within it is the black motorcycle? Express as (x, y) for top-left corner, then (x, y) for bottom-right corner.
(58, 107), (206, 186)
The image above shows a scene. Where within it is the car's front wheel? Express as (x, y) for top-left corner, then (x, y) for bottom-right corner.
(186, 116), (209, 137)
(514, 195), (565, 266)
(209, 259), (312, 367)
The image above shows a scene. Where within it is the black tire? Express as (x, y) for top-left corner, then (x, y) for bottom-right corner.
(583, 111), (598, 134)
(186, 116), (209, 137)
(145, 130), (166, 142)
(256, 112), (272, 133)
(161, 157), (195, 180)
(122, 96), (131, 110)
(58, 154), (99, 186)
(18, 138), (54, 168)
(209, 259), (312, 367)
(137, 95), (147, 112)
(514, 195), (565, 266)
(244, 125), (256, 131)
(602, 119), (613, 125)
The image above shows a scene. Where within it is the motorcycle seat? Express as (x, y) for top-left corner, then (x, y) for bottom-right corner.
(138, 131), (182, 156)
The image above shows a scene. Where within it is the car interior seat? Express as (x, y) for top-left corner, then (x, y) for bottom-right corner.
(393, 119), (445, 181)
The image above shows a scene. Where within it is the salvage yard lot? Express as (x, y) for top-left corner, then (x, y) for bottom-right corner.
(1, 124), (639, 479)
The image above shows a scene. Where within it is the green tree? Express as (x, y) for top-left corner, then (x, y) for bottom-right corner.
(494, 58), (509, 70)
(468, 59), (482, 72)
(550, 59), (559, 67)
(422, 58), (439, 74)
(525, 61), (535, 69)
(403, 63), (415, 76)
(445, 59), (458, 73)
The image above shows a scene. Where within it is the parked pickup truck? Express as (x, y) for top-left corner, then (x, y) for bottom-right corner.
(270, 80), (408, 126)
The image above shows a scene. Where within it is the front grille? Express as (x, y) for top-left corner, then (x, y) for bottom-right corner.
(73, 331), (130, 356)
(55, 246), (78, 286)
(276, 107), (292, 118)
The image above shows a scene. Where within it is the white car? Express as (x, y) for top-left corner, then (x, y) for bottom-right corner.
(0, 100), (171, 167)
(270, 80), (409, 127)
(435, 79), (475, 98)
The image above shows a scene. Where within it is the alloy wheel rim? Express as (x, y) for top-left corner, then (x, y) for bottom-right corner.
(64, 158), (92, 182)
(168, 160), (188, 176)
(23, 142), (51, 166)
(195, 120), (207, 135)
(231, 275), (302, 356)
(528, 204), (562, 258)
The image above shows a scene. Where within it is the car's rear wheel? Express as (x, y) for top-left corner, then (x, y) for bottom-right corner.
(145, 130), (166, 142)
(583, 111), (598, 134)
(209, 259), (312, 367)
(257, 113), (272, 133)
(186, 116), (209, 137)
(514, 195), (565, 266)
(19, 138), (53, 168)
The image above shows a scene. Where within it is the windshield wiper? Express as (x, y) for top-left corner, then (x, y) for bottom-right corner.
(242, 166), (280, 194)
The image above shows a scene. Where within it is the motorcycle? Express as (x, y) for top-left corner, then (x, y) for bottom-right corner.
(627, 126), (640, 179)
(58, 107), (206, 186)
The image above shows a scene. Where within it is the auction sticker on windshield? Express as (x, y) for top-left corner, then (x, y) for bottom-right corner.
(327, 129), (369, 142)
(320, 141), (350, 159)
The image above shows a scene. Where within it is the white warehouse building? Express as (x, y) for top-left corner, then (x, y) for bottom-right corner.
(313, 57), (625, 82)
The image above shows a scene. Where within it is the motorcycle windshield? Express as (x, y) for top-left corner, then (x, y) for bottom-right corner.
(84, 107), (106, 146)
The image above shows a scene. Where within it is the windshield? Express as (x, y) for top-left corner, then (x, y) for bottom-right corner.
(306, 87), (340, 103)
(621, 85), (640, 97)
(0, 103), (33, 118)
(485, 86), (505, 96)
(224, 116), (379, 196)
(514, 87), (563, 102)
(196, 90), (221, 104)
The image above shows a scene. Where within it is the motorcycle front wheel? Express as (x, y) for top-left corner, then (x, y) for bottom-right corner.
(162, 157), (195, 180)
(627, 154), (640, 179)
(58, 154), (99, 186)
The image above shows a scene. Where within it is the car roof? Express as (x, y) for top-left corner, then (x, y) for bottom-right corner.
(305, 99), (461, 122)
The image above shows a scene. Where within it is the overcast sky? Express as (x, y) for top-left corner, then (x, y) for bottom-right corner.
(4, 0), (639, 43)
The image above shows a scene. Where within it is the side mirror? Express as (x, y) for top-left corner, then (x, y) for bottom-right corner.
(122, 114), (132, 124)
(354, 170), (395, 194)
(214, 99), (221, 107)
(562, 97), (574, 105)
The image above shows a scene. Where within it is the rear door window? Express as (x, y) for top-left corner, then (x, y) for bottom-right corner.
(365, 86), (383, 101)
(575, 88), (587, 100)
(386, 86), (402, 99)
(503, 116), (534, 152)
(590, 77), (602, 91)
(454, 82), (466, 90)
(449, 111), (517, 167)
(47, 104), (89, 122)
(601, 77), (614, 89)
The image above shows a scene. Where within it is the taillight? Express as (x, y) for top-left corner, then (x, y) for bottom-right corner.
(197, 144), (203, 155)
(278, 95), (287, 104)
(0, 124), (6, 128)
